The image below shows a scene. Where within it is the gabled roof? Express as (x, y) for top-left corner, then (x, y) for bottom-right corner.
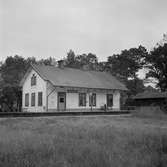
(134, 91), (167, 99)
(21, 64), (127, 91)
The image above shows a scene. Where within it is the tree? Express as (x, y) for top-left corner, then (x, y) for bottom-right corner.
(26, 57), (36, 67)
(0, 85), (19, 112)
(107, 45), (147, 80)
(105, 46), (148, 96)
(86, 53), (98, 70)
(0, 55), (28, 111)
(96, 62), (106, 71)
(65, 50), (79, 68)
(38, 57), (57, 66)
(157, 33), (167, 47)
(1, 55), (28, 86)
(126, 78), (145, 96)
(65, 50), (98, 70)
(145, 43), (167, 91)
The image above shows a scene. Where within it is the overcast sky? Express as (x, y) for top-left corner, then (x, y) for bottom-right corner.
(0, 0), (167, 62)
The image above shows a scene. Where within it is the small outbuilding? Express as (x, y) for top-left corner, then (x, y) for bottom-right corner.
(20, 63), (127, 112)
(134, 91), (167, 107)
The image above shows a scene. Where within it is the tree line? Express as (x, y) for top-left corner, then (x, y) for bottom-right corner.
(0, 35), (167, 111)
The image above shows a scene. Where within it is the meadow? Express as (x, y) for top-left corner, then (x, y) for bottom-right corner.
(0, 115), (166, 167)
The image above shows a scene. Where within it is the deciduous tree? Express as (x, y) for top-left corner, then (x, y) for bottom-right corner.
(106, 45), (147, 80)
(0, 55), (28, 111)
(145, 43), (167, 91)
(65, 50), (98, 70)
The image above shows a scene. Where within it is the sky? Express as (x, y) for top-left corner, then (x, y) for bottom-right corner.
(0, 0), (167, 63)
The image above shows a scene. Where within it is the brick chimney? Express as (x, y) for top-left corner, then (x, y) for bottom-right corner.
(57, 60), (65, 68)
(82, 64), (89, 71)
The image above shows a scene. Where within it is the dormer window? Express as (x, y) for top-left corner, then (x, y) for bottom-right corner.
(31, 74), (36, 86)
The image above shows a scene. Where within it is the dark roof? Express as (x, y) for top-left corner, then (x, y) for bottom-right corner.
(134, 91), (167, 99)
(22, 64), (127, 91)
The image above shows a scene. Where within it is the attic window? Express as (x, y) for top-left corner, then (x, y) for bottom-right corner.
(31, 74), (36, 86)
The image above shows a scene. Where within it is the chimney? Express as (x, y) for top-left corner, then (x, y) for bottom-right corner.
(82, 64), (89, 71)
(58, 60), (65, 68)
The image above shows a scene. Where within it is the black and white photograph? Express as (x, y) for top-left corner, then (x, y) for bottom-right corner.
(0, 0), (167, 166)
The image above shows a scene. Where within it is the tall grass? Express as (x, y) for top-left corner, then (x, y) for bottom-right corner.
(133, 106), (167, 119)
(0, 116), (166, 167)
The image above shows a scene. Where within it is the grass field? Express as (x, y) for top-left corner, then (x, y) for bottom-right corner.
(0, 115), (167, 167)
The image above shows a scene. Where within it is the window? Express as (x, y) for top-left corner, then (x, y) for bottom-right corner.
(107, 94), (113, 107)
(79, 93), (86, 106)
(31, 74), (36, 86)
(38, 92), (43, 106)
(60, 97), (64, 103)
(89, 93), (96, 106)
(25, 93), (29, 107)
(31, 93), (35, 106)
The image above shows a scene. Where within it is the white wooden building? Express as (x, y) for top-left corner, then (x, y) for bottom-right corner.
(20, 63), (127, 112)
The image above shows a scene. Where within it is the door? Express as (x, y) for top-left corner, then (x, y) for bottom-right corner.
(107, 94), (113, 107)
(58, 92), (66, 111)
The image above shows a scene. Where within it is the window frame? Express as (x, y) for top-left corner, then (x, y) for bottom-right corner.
(31, 74), (37, 86)
(25, 93), (29, 107)
(79, 93), (86, 107)
(31, 92), (36, 107)
(38, 92), (43, 106)
(89, 93), (96, 107)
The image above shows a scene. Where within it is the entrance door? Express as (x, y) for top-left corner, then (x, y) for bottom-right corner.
(107, 94), (113, 107)
(58, 92), (66, 111)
